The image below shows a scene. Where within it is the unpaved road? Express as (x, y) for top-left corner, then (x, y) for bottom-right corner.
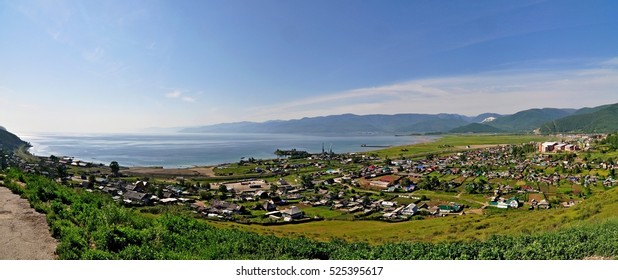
(0, 185), (57, 259)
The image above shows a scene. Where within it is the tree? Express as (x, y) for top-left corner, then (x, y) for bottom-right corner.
(362, 196), (371, 206)
(199, 191), (213, 200)
(300, 174), (315, 189)
(57, 165), (68, 181)
(88, 175), (96, 188)
(110, 161), (120, 177)
(0, 150), (7, 170)
(400, 177), (412, 188)
(270, 184), (278, 193)
(218, 184), (228, 199)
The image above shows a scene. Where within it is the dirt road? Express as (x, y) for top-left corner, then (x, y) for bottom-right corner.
(0, 185), (57, 260)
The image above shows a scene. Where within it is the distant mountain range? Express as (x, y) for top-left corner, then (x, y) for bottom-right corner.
(181, 102), (618, 135)
(181, 113), (476, 135)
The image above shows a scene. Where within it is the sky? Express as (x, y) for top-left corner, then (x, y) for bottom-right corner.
(1, 0), (618, 133)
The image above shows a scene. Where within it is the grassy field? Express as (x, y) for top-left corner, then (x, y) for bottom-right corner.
(371, 134), (555, 159)
(208, 185), (618, 245)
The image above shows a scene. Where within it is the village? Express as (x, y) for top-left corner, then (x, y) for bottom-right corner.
(9, 134), (618, 226)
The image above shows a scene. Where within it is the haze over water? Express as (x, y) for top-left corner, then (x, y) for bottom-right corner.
(21, 133), (435, 168)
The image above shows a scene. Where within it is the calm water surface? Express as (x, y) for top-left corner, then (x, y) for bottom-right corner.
(21, 133), (436, 168)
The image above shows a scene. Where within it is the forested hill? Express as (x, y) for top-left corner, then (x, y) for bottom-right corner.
(0, 126), (29, 152)
(449, 123), (504, 133)
(540, 103), (618, 133)
(481, 108), (575, 132)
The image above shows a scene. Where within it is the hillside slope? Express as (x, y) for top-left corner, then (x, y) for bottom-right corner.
(0, 126), (29, 152)
(488, 108), (575, 132)
(540, 103), (618, 133)
(450, 123), (504, 133)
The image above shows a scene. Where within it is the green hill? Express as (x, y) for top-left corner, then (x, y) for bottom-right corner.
(488, 108), (575, 132)
(0, 126), (29, 152)
(449, 123), (504, 133)
(540, 103), (618, 133)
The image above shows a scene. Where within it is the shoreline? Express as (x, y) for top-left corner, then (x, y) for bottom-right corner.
(124, 135), (441, 173)
(23, 133), (440, 171)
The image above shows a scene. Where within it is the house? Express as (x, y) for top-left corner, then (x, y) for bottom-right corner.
(347, 206), (363, 213)
(438, 203), (462, 213)
(270, 196), (287, 206)
(561, 200), (579, 208)
(490, 201), (509, 209)
(380, 201), (397, 207)
(540, 142), (558, 152)
(428, 206), (440, 215)
(263, 201), (277, 211)
(210, 200), (244, 214)
(537, 199), (551, 209)
(281, 206), (303, 219)
(254, 190), (268, 199)
(159, 197), (178, 205)
(101, 186), (120, 196)
(264, 211), (282, 219)
(126, 181), (148, 192)
(401, 203), (418, 216)
(123, 191), (152, 205)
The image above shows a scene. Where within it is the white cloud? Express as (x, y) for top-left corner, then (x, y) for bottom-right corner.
(165, 90), (182, 98)
(246, 66), (618, 121)
(165, 90), (196, 103)
(601, 57), (618, 66)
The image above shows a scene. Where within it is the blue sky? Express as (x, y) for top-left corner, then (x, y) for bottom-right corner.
(1, 0), (618, 133)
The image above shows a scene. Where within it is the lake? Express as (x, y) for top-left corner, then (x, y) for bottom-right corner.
(21, 133), (436, 168)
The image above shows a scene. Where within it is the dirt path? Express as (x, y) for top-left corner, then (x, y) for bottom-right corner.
(456, 192), (488, 215)
(0, 185), (57, 260)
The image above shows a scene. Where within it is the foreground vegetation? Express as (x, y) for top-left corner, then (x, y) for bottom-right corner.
(2, 168), (618, 259)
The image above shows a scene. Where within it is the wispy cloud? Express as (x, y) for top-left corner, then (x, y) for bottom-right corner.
(600, 57), (618, 66)
(181, 96), (196, 103)
(247, 64), (618, 121)
(82, 47), (105, 62)
(11, 0), (73, 43)
(165, 90), (196, 103)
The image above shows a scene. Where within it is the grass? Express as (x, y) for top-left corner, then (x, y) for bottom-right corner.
(413, 190), (485, 208)
(209, 186), (618, 244)
(300, 205), (353, 220)
(15, 145), (39, 163)
(371, 134), (556, 159)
